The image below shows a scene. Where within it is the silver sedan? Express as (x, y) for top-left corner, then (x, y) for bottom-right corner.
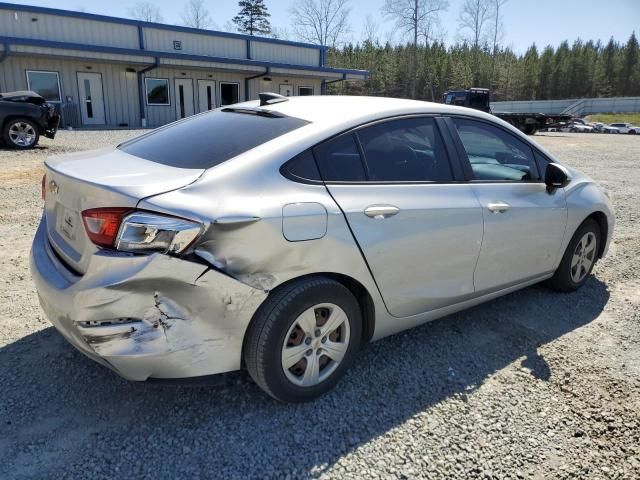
(30, 94), (614, 402)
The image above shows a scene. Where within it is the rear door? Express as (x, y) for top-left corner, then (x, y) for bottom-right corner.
(448, 117), (567, 293)
(315, 116), (484, 318)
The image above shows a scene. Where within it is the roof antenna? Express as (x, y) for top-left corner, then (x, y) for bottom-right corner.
(259, 92), (289, 107)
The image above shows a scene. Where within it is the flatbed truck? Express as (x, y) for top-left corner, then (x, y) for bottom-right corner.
(442, 88), (572, 135)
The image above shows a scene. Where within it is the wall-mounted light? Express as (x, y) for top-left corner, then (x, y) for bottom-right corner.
(31, 17), (38, 22)
(208, 74), (213, 78)
(181, 72), (186, 76)
(126, 68), (136, 73)
(263, 77), (272, 82)
(86, 66), (93, 70)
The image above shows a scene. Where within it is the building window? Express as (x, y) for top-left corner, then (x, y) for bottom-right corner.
(26, 70), (61, 103)
(220, 82), (239, 106)
(298, 86), (314, 96)
(145, 78), (170, 105)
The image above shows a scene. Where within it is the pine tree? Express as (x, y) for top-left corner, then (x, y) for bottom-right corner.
(621, 32), (639, 95)
(232, 0), (271, 36)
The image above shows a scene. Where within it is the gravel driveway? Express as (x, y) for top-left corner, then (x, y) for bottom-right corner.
(0, 130), (638, 479)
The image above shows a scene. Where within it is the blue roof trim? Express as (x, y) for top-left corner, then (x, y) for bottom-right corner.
(1, 36), (369, 77)
(0, 2), (330, 51)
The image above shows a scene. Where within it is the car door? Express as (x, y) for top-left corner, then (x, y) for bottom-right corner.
(448, 117), (568, 293)
(314, 116), (484, 318)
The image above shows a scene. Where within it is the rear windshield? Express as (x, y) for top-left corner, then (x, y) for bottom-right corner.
(119, 109), (309, 169)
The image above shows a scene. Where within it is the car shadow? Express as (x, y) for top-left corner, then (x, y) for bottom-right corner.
(0, 278), (609, 478)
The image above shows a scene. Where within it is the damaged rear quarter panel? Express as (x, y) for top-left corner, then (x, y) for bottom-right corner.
(136, 145), (383, 310)
(75, 252), (267, 379)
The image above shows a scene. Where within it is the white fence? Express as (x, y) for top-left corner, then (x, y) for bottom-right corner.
(491, 97), (640, 117)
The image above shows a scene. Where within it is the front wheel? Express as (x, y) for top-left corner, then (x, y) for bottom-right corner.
(244, 276), (362, 402)
(3, 118), (40, 149)
(546, 219), (600, 292)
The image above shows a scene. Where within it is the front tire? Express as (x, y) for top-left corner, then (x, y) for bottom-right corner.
(3, 118), (40, 149)
(244, 276), (362, 403)
(546, 219), (600, 292)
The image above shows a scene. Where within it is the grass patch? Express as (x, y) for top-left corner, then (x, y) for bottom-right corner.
(585, 113), (640, 125)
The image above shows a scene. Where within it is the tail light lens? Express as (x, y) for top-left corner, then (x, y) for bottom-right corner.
(82, 208), (131, 248)
(41, 174), (46, 201)
(81, 208), (202, 254)
(116, 212), (202, 254)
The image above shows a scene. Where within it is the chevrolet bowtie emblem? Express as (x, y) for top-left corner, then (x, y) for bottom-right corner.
(48, 180), (59, 195)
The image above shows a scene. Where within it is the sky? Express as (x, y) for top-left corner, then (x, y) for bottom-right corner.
(8, 0), (640, 53)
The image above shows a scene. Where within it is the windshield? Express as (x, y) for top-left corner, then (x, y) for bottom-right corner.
(119, 109), (310, 169)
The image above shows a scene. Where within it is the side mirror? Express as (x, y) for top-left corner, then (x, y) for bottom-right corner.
(545, 163), (571, 192)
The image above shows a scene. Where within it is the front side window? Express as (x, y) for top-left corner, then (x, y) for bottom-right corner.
(220, 82), (239, 106)
(145, 78), (169, 105)
(357, 117), (453, 182)
(313, 134), (366, 182)
(453, 118), (540, 181)
(26, 70), (61, 103)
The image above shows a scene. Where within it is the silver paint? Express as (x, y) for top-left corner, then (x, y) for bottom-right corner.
(31, 96), (615, 381)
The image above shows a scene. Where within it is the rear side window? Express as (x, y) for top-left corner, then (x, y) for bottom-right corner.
(452, 118), (540, 181)
(280, 150), (322, 183)
(313, 134), (366, 182)
(357, 117), (452, 182)
(119, 110), (309, 169)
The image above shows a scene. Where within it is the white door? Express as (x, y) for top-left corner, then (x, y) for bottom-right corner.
(174, 78), (195, 119)
(279, 84), (294, 97)
(197, 80), (216, 112)
(77, 72), (105, 125)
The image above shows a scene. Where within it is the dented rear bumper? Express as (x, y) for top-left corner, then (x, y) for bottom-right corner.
(30, 217), (267, 381)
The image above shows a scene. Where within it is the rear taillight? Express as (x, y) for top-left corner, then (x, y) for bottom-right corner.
(81, 208), (202, 254)
(116, 212), (202, 254)
(41, 174), (46, 201)
(81, 208), (131, 248)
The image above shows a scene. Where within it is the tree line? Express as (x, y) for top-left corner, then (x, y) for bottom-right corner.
(126, 0), (639, 102)
(328, 33), (640, 101)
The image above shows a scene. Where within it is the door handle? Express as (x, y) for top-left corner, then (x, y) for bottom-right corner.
(364, 205), (400, 219)
(487, 201), (511, 214)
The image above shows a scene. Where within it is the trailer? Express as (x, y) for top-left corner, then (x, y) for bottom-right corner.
(442, 88), (573, 135)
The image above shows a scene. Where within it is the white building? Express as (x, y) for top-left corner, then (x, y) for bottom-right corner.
(0, 2), (368, 128)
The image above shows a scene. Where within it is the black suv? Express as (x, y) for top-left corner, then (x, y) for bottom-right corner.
(0, 91), (60, 149)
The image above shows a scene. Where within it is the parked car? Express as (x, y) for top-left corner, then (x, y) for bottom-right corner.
(609, 123), (638, 134)
(0, 90), (60, 149)
(593, 122), (620, 134)
(30, 94), (614, 402)
(561, 122), (595, 133)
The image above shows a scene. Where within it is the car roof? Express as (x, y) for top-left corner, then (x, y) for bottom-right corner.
(215, 95), (562, 170)
(235, 95), (498, 126)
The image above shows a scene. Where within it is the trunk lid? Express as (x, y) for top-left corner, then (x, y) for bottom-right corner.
(44, 147), (204, 274)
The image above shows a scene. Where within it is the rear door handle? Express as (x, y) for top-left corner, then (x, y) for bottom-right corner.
(487, 201), (511, 214)
(364, 205), (400, 219)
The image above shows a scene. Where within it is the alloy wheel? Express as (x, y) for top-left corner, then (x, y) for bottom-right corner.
(281, 303), (351, 387)
(8, 121), (37, 147)
(571, 231), (597, 283)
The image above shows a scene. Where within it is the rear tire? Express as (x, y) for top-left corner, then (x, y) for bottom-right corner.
(546, 219), (600, 292)
(2, 118), (40, 149)
(244, 276), (362, 403)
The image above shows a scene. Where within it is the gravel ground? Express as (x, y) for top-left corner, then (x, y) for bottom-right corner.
(0, 130), (638, 479)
